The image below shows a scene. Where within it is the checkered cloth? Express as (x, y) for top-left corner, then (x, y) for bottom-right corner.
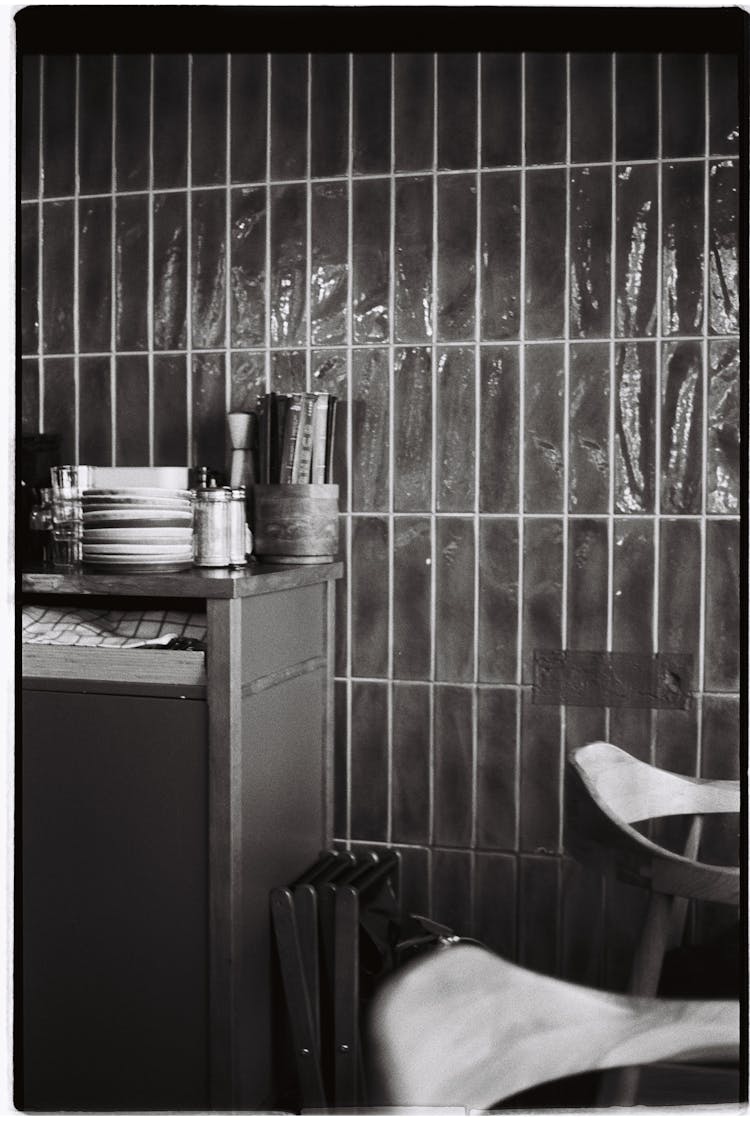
(22, 604), (207, 648)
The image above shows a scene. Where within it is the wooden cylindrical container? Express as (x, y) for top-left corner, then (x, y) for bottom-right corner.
(252, 483), (339, 564)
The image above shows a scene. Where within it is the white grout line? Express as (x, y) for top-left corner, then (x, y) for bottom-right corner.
(386, 52), (395, 847)
(73, 56), (80, 464)
(37, 56), (44, 431)
(558, 53), (571, 868)
(428, 52), (438, 897)
(225, 55), (233, 416)
(651, 53), (664, 770)
(264, 55), (272, 393)
(470, 53), (482, 921)
(696, 53), (711, 788)
(345, 51), (354, 845)
(305, 53), (312, 394)
(606, 54), (617, 744)
(147, 55), (155, 466)
(110, 56), (118, 464)
(185, 55), (194, 469)
(514, 51), (526, 865)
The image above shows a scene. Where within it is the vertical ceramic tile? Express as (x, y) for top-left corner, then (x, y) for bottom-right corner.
(478, 519), (518, 683)
(434, 685), (473, 847)
(662, 54), (705, 159)
(395, 846), (430, 918)
(393, 348), (432, 512)
(481, 53), (521, 169)
(270, 53), (307, 181)
(113, 196), (148, 354)
(707, 341), (739, 514)
(333, 680), (348, 839)
(437, 54), (477, 170)
(270, 183), (307, 346)
(519, 690), (561, 852)
(653, 706), (698, 852)
(570, 53), (612, 164)
(270, 350), (305, 395)
(191, 54), (227, 187)
(153, 192), (187, 351)
(350, 515), (389, 679)
(567, 518), (608, 651)
(391, 683), (430, 845)
(523, 344), (564, 513)
(570, 167), (611, 339)
(115, 355), (149, 465)
(78, 55), (113, 196)
(152, 55), (188, 190)
(476, 687), (518, 848)
(709, 159), (739, 335)
(311, 53), (349, 178)
(435, 517), (475, 682)
(230, 351), (265, 412)
(608, 708), (652, 762)
(661, 340), (703, 514)
(560, 858), (605, 986)
(614, 342), (656, 513)
(569, 343), (610, 512)
(191, 353), (226, 471)
(705, 519), (739, 692)
(524, 53), (566, 166)
(565, 706), (607, 752)
(41, 358), (75, 463)
(658, 518), (701, 667)
(78, 197), (112, 353)
(394, 53), (434, 173)
(21, 203), (38, 355)
(78, 357), (111, 465)
(436, 347), (475, 512)
(230, 186), (266, 348)
(22, 359), (39, 435)
(21, 54), (40, 200)
(42, 200), (74, 354)
(662, 161), (705, 337)
(393, 517), (432, 681)
(522, 519), (563, 681)
(615, 164), (658, 338)
(42, 55), (75, 198)
(115, 55), (150, 192)
(479, 347), (519, 513)
(394, 177), (433, 344)
(335, 516), (348, 676)
(312, 350), (348, 500)
(351, 349), (389, 512)
(709, 54), (739, 156)
(353, 54), (391, 175)
(230, 54), (267, 184)
(481, 171), (520, 340)
(700, 694), (740, 868)
(525, 170), (566, 339)
(437, 174), (476, 341)
(153, 354), (188, 465)
(432, 849), (472, 936)
(310, 181), (348, 346)
(518, 854), (559, 974)
(191, 189), (226, 350)
(350, 680), (388, 841)
(352, 178), (389, 343)
(474, 854), (517, 959)
(612, 518), (654, 653)
(615, 53), (658, 161)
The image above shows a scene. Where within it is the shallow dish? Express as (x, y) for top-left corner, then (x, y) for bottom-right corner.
(81, 560), (194, 573)
(83, 528), (193, 544)
(82, 542), (194, 556)
(83, 487), (193, 500)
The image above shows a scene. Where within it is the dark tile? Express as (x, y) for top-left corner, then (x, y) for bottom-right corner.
(565, 706), (607, 752)
(522, 519), (563, 681)
(570, 53), (612, 164)
(432, 849), (471, 936)
(476, 687), (518, 848)
(153, 354), (188, 466)
(335, 516), (348, 675)
(311, 54), (349, 178)
(311, 181), (348, 346)
(394, 176), (433, 343)
(435, 517), (475, 682)
(478, 519), (518, 683)
(42, 200), (74, 354)
(231, 54), (267, 184)
(270, 350), (305, 395)
(230, 187), (266, 348)
(41, 358), (75, 463)
(570, 167), (611, 339)
(615, 164), (659, 338)
(569, 342), (610, 512)
(710, 54), (739, 156)
(612, 518), (654, 653)
(20, 54), (40, 200)
(230, 351), (266, 413)
(707, 340), (740, 514)
(270, 53), (307, 180)
(437, 54), (477, 170)
(437, 347), (475, 512)
(481, 171), (520, 339)
(608, 708), (652, 762)
(437, 174), (476, 341)
(78, 197), (112, 353)
(653, 706), (698, 852)
(614, 342), (657, 513)
(700, 695), (740, 868)
(393, 348), (432, 513)
(481, 53), (521, 168)
(616, 53), (658, 161)
(391, 683), (431, 845)
(705, 520), (739, 692)
(153, 192), (187, 351)
(79, 356), (111, 465)
(474, 853), (517, 959)
(709, 159), (739, 335)
(115, 55), (150, 192)
(480, 347), (519, 513)
(350, 680), (388, 841)
(658, 518), (701, 668)
(42, 55), (75, 198)
(394, 53), (434, 173)
(603, 876), (650, 990)
(394, 846), (430, 917)
(78, 55), (113, 196)
(662, 161), (705, 337)
(270, 183), (307, 346)
(393, 517), (432, 681)
(312, 350), (348, 501)
(353, 178), (390, 343)
(351, 349), (389, 512)
(567, 519), (608, 652)
(523, 344), (564, 513)
(518, 854), (559, 974)
(115, 194), (149, 353)
(525, 170), (566, 339)
(525, 53), (566, 165)
(334, 679), (348, 839)
(434, 685), (473, 847)
(115, 355), (149, 466)
(350, 516), (389, 679)
(191, 190), (226, 350)
(519, 690), (561, 853)
(560, 858), (605, 986)
(21, 203), (38, 354)
(191, 353), (226, 472)
(191, 55), (227, 187)
(353, 53), (391, 174)
(22, 358), (39, 435)
(661, 341), (703, 514)
(662, 54), (705, 159)
(153, 55), (188, 189)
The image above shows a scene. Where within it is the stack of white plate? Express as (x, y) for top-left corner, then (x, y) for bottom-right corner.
(81, 488), (194, 571)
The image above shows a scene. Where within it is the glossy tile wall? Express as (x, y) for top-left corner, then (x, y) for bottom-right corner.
(20, 52), (740, 985)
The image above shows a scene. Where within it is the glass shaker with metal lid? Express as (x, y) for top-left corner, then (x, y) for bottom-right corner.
(193, 484), (232, 567)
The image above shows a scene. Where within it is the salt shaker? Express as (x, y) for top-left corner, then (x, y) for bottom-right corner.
(228, 486), (250, 567)
(193, 484), (232, 567)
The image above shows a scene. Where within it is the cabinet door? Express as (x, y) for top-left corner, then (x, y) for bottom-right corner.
(20, 688), (209, 1111)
